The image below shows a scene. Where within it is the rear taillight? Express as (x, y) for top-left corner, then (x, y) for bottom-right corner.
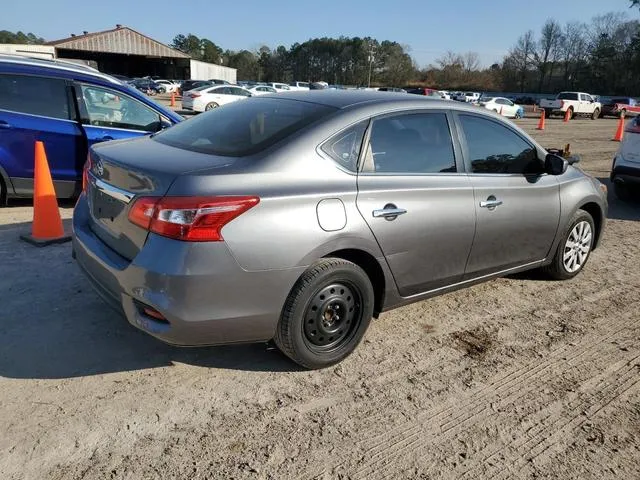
(188, 93), (201, 98)
(82, 155), (92, 193)
(128, 196), (259, 242)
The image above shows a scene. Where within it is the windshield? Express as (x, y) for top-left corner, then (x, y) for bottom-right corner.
(153, 97), (337, 157)
(480, 97), (495, 102)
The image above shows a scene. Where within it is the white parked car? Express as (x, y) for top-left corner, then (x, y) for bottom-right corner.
(182, 85), (252, 112)
(154, 79), (180, 94)
(479, 96), (524, 119)
(436, 90), (451, 100)
(267, 82), (293, 92)
(248, 85), (278, 95)
(456, 91), (481, 103)
(289, 81), (310, 91)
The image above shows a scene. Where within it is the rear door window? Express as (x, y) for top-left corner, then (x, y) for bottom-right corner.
(558, 92), (578, 101)
(0, 74), (71, 120)
(363, 112), (457, 174)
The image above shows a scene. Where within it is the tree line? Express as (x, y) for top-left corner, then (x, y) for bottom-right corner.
(3, 2), (640, 95)
(170, 9), (640, 95)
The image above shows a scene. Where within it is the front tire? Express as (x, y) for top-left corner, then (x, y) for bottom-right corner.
(543, 209), (595, 280)
(614, 182), (632, 201)
(275, 258), (374, 369)
(591, 108), (600, 120)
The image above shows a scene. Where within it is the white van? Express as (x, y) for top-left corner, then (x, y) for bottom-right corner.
(456, 92), (481, 103)
(267, 82), (292, 92)
(289, 81), (310, 91)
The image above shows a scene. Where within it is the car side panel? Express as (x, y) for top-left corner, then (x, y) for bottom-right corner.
(0, 109), (84, 186)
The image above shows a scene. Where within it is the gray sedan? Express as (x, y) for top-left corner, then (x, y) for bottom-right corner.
(72, 91), (607, 369)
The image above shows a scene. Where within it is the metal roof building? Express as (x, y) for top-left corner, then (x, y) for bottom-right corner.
(45, 25), (235, 82)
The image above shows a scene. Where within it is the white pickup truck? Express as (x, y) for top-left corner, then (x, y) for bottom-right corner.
(539, 92), (601, 120)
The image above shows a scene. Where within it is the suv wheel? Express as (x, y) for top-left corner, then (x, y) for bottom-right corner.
(543, 209), (595, 280)
(591, 108), (600, 120)
(275, 258), (374, 369)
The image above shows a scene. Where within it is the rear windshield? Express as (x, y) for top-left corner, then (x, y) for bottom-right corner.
(557, 92), (578, 100)
(153, 97), (337, 157)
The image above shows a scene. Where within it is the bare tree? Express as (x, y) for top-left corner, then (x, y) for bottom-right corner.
(559, 22), (587, 88)
(535, 19), (563, 92)
(507, 30), (536, 92)
(462, 52), (480, 73)
(436, 51), (463, 69)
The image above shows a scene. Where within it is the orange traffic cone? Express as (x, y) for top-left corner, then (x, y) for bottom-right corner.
(563, 108), (571, 123)
(170, 92), (176, 107)
(613, 113), (625, 142)
(536, 110), (546, 130)
(20, 141), (71, 246)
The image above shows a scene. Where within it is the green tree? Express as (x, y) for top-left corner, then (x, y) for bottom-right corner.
(0, 30), (45, 44)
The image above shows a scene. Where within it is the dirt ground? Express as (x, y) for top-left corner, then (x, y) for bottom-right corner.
(1, 117), (639, 480)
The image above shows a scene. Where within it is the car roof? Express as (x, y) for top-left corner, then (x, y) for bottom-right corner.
(0, 54), (122, 86)
(258, 90), (472, 110)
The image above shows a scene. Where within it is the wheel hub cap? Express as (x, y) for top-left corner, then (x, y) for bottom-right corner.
(304, 283), (360, 350)
(563, 221), (592, 273)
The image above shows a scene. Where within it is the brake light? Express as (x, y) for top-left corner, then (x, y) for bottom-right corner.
(82, 155), (92, 193)
(189, 93), (201, 98)
(128, 196), (259, 242)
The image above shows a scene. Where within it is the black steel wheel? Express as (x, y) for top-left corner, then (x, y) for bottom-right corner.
(275, 258), (375, 369)
(303, 282), (362, 352)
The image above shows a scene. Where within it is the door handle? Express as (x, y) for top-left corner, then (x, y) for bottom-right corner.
(101, 135), (114, 141)
(0, 121), (12, 129)
(373, 204), (407, 220)
(479, 197), (503, 209)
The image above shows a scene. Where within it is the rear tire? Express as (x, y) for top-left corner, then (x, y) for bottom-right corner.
(274, 258), (374, 369)
(567, 106), (574, 120)
(205, 102), (219, 111)
(543, 209), (595, 280)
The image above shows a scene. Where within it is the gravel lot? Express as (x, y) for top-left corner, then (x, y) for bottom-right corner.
(1, 117), (639, 480)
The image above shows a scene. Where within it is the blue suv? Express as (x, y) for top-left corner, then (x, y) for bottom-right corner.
(0, 55), (183, 203)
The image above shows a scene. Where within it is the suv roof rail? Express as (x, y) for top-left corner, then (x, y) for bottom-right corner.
(0, 53), (121, 85)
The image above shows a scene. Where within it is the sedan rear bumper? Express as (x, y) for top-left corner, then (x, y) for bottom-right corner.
(72, 193), (304, 346)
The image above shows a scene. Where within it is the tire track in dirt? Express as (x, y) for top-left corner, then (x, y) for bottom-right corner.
(472, 357), (640, 480)
(307, 310), (637, 479)
(375, 338), (639, 480)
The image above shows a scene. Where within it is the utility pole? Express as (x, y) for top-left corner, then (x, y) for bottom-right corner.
(367, 44), (376, 88)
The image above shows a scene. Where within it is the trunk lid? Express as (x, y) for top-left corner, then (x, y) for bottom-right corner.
(87, 136), (236, 260)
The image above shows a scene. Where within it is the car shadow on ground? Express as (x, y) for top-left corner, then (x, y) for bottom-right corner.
(597, 177), (640, 222)
(0, 220), (300, 379)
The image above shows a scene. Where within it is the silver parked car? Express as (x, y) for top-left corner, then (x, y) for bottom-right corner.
(73, 91), (607, 369)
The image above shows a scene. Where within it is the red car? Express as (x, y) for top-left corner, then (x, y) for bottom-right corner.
(601, 97), (640, 118)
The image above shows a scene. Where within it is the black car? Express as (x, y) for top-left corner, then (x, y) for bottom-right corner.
(128, 78), (162, 95)
(178, 80), (213, 95)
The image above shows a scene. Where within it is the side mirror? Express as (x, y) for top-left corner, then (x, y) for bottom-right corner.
(545, 153), (568, 175)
